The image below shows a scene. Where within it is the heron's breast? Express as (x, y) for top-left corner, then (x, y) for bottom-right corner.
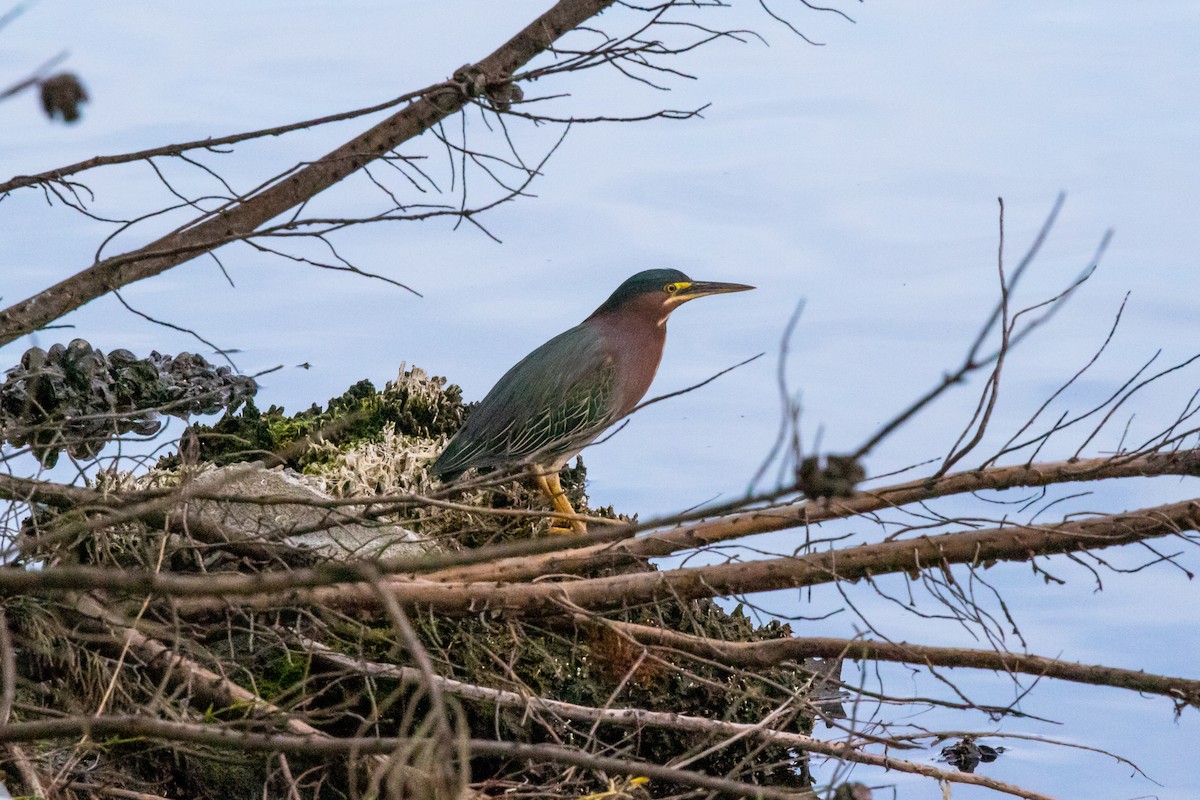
(606, 323), (666, 416)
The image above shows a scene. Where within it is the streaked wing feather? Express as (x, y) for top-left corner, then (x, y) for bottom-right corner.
(433, 324), (618, 477)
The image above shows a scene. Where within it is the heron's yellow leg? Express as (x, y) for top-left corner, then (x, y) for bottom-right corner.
(534, 471), (587, 535)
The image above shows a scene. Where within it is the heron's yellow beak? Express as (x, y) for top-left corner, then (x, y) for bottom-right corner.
(670, 280), (755, 303)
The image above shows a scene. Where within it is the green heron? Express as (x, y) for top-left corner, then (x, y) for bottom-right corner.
(432, 268), (754, 534)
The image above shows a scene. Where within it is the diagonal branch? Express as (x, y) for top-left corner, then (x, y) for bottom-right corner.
(154, 496), (1200, 617)
(6, 489), (1198, 619)
(0, 86), (444, 196)
(0, 0), (616, 346)
(603, 620), (1200, 710)
(426, 449), (1200, 584)
(71, 594), (326, 738)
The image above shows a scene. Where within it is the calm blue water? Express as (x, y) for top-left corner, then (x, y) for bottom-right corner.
(4, 2), (1198, 797)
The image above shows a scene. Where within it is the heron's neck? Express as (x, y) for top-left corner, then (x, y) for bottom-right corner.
(589, 312), (666, 414)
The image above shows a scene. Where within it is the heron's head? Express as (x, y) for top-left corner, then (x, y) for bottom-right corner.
(589, 268), (754, 323)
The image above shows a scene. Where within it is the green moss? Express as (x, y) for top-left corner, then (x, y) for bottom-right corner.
(253, 650), (312, 703)
(178, 749), (275, 800)
(164, 367), (466, 470)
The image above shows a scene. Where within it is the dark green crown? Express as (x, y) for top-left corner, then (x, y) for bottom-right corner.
(593, 268), (690, 315)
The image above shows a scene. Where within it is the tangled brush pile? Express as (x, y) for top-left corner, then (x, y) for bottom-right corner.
(1, 361), (828, 799)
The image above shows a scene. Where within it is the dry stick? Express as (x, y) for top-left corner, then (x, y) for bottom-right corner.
(0, 716), (816, 800)
(4, 453), (1195, 604)
(71, 595), (325, 740)
(365, 572), (467, 800)
(849, 193), (1078, 464)
(74, 596), (393, 791)
(66, 783), (174, 800)
(17, 447), (1198, 598)
(601, 621), (1200, 709)
(161, 496), (1200, 618)
(426, 449), (1200, 584)
(91, 525), (174, 721)
(277, 755), (304, 800)
(0, 0), (617, 346)
(5, 745), (49, 799)
(305, 642), (1052, 800)
(0, 608), (49, 798)
(52, 544), (182, 791)
(142, 485), (617, 527)
(0, 85), (449, 195)
(3, 480), (1198, 615)
(0, 609), (13, 725)
(0, 473), (99, 509)
(931, 196), (1012, 479)
(71, 594), (399, 788)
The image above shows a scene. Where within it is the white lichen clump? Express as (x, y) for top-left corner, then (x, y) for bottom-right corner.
(304, 423), (444, 499)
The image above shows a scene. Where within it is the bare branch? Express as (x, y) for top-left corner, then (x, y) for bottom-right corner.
(0, 0), (620, 345)
(0, 84), (449, 195)
(0, 715), (818, 800)
(605, 620), (1200, 710)
(139, 495), (1200, 617)
(307, 639), (1058, 799)
(429, 449), (1200, 583)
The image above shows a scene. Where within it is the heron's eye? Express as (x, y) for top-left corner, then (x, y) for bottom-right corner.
(664, 283), (679, 293)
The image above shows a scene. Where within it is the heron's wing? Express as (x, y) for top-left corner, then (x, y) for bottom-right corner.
(432, 324), (618, 477)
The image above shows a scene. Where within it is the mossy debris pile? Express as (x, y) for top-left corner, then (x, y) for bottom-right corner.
(3, 365), (825, 799)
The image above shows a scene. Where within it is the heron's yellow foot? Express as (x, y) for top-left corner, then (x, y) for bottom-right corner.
(535, 471), (587, 535)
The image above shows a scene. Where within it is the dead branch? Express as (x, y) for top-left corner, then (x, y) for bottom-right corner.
(146, 496), (1200, 617)
(0, 0), (618, 345)
(306, 641), (1056, 800)
(5, 456), (1198, 623)
(0, 715), (818, 800)
(0, 607), (48, 797)
(427, 449), (1200, 583)
(0, 85), (447, 195)
(603, 620), (1200, 710)
(71, 595), (324, 738)
(65, 783), (173, 800)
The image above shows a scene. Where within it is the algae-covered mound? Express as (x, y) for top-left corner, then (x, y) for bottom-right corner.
(3, 364), (824, 799)
(175, 363), (465, 473)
